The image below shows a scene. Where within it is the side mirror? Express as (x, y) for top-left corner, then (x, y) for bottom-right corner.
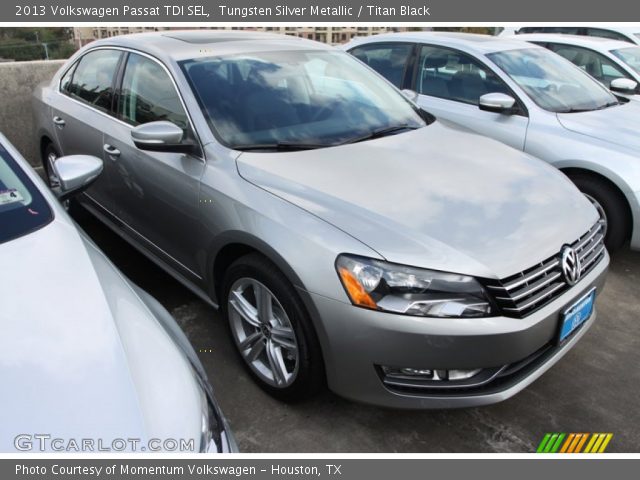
(52, 155), (103, 201)
(401, 89), (419, 102)
(131, 121), (195, 153)
(479, 93), (517, 114)
(610, 78), (638, 95)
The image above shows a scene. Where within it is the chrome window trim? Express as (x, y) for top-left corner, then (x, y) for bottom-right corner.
(56, 45), (205, 162)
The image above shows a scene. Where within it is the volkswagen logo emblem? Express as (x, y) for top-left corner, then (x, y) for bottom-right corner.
(560, 246), (581, 286)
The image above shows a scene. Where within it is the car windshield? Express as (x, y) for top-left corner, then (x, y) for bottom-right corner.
(488, 48), (619, 113)
(180, 50), (425, 150)
(611, 47), (640, 75)
(0, 143), (52, 244)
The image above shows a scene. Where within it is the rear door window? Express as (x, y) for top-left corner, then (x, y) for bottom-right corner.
(66, 49), (122, 113)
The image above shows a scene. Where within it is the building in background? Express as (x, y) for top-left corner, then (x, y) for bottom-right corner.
(73, 26), (422, 46)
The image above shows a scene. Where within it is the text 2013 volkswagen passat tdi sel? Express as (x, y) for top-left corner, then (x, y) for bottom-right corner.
(33, 31), (608, 408)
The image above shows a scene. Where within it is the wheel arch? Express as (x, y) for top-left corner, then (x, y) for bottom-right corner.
(206, 231), (333, 379)
(559, 164), (634, 242)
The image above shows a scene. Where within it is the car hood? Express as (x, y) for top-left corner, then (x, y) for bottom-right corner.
(237, 122), (598, 279)
(0, 217), (202, 452)
(557, 101), (640, 151)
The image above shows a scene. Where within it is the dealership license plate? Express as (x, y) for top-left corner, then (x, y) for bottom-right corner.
(559, 288), (596, 342)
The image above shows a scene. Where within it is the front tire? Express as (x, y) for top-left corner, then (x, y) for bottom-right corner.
(222, 253), (324, 401)
(568, 173), (630, 251)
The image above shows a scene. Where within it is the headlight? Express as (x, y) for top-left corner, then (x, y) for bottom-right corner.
(335, 254), (494, 318)
(192, 366), (228, 453)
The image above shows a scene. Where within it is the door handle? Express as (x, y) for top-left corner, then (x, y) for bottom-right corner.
(103, 144), (121, 158)
(53, 116), (66, 127)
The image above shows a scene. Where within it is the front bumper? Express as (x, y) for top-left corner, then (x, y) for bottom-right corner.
(308, 251), (609, 409)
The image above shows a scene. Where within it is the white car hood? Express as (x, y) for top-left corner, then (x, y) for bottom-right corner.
(0, 217), (202, 452)
(237, 122), (598, 279)
(557, 101), (640, 151)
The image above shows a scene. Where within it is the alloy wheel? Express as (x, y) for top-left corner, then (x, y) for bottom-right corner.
(227, 278), (299, 388)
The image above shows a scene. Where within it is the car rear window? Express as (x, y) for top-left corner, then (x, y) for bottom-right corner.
(0, 143), (53, 244)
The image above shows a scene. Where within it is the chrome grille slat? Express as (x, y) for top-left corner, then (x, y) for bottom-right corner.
(502, 282), (566, 312)
(496, 271), (563, 302)
(489, 223), (605, 318)
(574, 224), (602, 252)
(580, 244), (606, 273)
(578, 233), (604, 261)
(498, 259), (560, 292)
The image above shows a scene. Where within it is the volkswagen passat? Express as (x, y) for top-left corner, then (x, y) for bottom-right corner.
(345, 32), (640, 251)
(0, 133), (234, 452)
(33, 31), (608, 408)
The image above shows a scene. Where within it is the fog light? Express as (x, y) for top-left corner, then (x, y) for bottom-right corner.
(448, 369), (482, 381)
(381, 366), (482, 382)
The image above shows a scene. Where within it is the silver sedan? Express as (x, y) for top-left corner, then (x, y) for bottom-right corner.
(33, 31), (608, 408)
(0, 133), (235, 452)
(345, 31), (640, 251)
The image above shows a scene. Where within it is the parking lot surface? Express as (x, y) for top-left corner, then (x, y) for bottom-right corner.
(75, 212), (640, 453)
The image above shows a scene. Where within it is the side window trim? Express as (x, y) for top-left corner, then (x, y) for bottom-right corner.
(110, 51), (128, 115)
(59, 60), (79, 95)
(57, 46), (204, 160)
(63, 48), (123, 115)
(410, 43), (529, 117)
(115, 49), (203, 158)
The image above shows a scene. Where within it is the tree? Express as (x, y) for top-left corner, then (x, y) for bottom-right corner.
(0, 28), (77, 61)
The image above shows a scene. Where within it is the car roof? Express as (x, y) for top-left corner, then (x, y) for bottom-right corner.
(513, 33), (634, 52)
(84, 30), (332, 62)
(346, 31), (542, 55)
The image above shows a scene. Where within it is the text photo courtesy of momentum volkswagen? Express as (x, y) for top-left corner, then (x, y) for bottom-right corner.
(25, 29), (612, 413)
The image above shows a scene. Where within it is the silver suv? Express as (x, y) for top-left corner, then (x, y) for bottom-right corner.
(33, 31), (608, 408)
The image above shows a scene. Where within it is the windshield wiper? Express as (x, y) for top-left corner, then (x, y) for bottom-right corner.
(558, 101), (621, 114)
(557, 107), (593, 113)
(339, 124), (420, 145)
(595, 101), (621, 110)
(233, 142), (328, 152)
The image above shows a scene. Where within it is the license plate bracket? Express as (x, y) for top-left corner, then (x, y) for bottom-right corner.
(559, 287), (596, 342)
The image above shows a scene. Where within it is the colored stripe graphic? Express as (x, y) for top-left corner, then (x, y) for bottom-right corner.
(537, 433), (613, 453)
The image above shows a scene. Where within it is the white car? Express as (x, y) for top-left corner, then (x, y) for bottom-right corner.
(344, 32), (640, 251)
(504, 26), (640, 45)
(0, 133), (235, 452)
(512, 34), (640, 102)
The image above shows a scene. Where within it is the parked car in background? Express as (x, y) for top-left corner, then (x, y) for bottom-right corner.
(32, 31), (608, 409)
(512, 34), (640, 102)
(345, 32), (640, 251)
(0, 133), (235, 452)
(501, 26), (640, 45)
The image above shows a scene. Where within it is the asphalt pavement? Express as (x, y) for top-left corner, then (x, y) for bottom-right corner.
(74, 212), (640, 453)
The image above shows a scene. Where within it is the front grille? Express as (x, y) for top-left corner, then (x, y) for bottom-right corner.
(486, 223), (606, 318)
